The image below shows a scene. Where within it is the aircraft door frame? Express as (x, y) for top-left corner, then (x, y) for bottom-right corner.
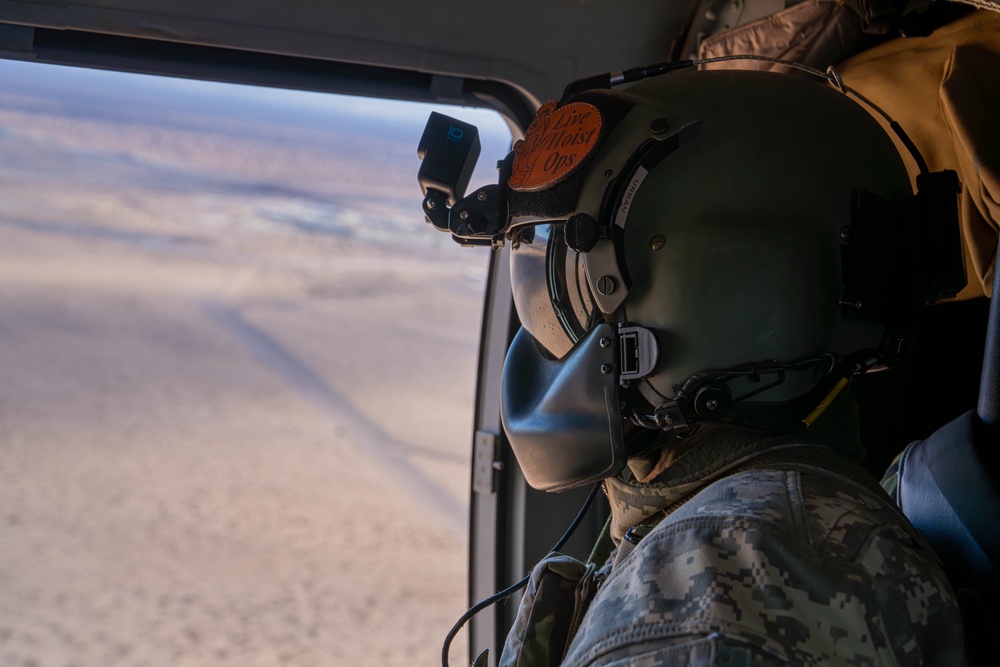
(468, 241), (610, 667)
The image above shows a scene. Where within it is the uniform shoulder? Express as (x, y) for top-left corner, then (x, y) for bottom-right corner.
(563, 466), (964, 666)
(668, 464), (923, 558)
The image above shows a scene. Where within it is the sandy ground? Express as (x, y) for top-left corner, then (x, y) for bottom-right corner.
(0, 63), (495, 667)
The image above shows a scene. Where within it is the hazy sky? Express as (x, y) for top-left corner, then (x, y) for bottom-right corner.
(0, 57), (513, 188)
(0, 56), (515, 254)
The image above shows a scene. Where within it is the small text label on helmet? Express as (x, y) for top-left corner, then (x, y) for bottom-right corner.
(615, 166), (649, 228)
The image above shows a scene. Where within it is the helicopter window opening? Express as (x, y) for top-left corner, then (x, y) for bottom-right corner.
(0, 58), (510, 667)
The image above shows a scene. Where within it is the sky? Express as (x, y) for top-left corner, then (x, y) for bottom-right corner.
(0, 56), (515, 253)
(0, 57), (513, 186)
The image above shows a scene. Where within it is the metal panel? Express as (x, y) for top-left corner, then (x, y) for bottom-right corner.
(468, 245), (513, 666)
(0, 0), (690, 103)
(472, 431), (498, 495)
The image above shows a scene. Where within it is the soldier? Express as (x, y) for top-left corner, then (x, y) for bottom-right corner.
(491, 69), (967, 666)
(420, 64), (968, 666)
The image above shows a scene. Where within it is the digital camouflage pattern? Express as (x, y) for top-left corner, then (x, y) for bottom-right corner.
(561, 465), (966, 666)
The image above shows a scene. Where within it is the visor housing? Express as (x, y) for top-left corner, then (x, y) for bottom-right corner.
(510, 224), (596, 359)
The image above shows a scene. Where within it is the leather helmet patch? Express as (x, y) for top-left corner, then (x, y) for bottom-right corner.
(509, 101), (602, 192)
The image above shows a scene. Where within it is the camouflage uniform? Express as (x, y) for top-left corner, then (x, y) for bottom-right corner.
(500, 415), (967, 667)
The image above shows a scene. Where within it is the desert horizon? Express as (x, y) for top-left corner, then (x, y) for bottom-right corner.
(0, 58), (509, 666)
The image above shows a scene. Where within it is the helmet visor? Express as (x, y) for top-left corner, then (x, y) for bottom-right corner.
(510, 223), (597, 359)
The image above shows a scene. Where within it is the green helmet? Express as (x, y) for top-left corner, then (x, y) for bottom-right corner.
(418, 66), (964, 491)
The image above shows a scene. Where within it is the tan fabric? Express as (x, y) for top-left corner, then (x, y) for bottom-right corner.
(694, 0), (937, 71)
(955, 0), (1000, 11)
(839, 10), (1000, 298)
(697, 0), (840, 71)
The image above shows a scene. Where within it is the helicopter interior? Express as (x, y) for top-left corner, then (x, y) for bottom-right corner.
(0, 1), (996, 665)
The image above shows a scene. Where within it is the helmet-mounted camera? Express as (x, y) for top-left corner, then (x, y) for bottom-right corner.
(417, 111), (511, 247)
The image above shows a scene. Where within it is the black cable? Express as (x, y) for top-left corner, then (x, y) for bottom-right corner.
(441, 483), (602, 667)
(629, 353), (849, 436)
(559, 60), (694, 101)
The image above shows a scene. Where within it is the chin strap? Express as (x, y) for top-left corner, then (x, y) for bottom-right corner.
(628, 352), (870, 437)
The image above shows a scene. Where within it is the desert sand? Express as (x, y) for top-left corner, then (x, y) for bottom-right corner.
(0, 61), (502, 666)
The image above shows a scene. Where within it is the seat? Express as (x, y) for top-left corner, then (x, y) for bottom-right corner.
(897, 411), (999, 594)
(896, 232), (1000, 660)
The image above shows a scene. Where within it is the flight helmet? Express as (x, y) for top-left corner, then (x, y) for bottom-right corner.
(418, 67), (965, 492)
